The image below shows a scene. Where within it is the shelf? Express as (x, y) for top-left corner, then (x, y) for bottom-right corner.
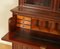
(2, 31), (60, 48)
(2, 34), (59, 49)
(2, 33), (47, 47)
(8, 28), (60, 46)
(2, 33), (11, 42)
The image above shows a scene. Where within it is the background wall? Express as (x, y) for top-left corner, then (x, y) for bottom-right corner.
(0, 0), (18, 45)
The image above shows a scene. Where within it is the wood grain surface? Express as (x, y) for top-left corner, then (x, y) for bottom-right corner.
(0, 43), (12, 49)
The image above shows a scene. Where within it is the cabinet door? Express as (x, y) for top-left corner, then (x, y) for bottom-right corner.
(24, 0), (54, 10)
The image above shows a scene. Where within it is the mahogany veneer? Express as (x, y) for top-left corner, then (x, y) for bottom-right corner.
(2, 0), (60, 49)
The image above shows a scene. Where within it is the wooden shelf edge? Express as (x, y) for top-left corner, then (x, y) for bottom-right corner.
(1, 33), (11, 42)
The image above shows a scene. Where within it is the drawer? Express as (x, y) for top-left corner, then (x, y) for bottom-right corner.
(13, 42), (47, 49)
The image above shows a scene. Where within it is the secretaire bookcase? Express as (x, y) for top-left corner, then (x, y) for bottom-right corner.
(2, 0), (60, 49)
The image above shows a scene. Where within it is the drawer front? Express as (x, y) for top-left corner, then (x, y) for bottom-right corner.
(12, 42), (60, 49)
(12, 42), (47, 49)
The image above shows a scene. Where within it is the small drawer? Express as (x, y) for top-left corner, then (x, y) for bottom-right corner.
(23, 25), (31, 29)
(17, 15), (24, 19)
(24, 21), (31, 25)
(17, 19), (24, 23)
(24, 17), (31, 21)
(17, 24), (23, 27)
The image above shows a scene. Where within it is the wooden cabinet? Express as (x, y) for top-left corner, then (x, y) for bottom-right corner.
(2, 0), (60, 49)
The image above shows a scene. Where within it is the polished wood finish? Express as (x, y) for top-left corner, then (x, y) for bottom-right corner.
(2, 0), (60, 49)
(2, 33), (60, 49)
(18, 0), (60, 12)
